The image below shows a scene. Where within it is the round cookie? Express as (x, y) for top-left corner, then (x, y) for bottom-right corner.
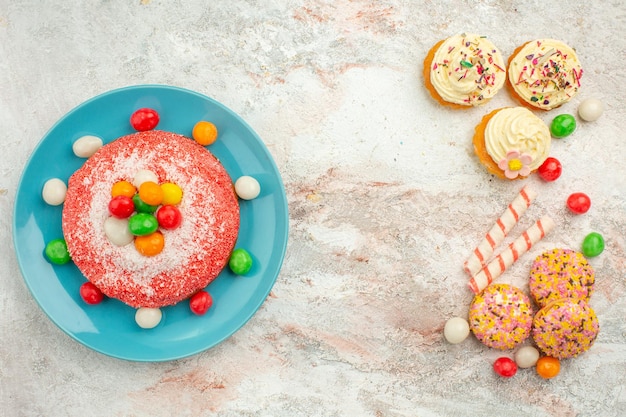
(473, 107), (551, 179)
(529, 249), (594, 308)
(507, 39), (583, 111)
(423, 33), (507, 108)
(63, 130), (240, 308)
(532, 298), (599, 359)
(468, 284), (534, 350)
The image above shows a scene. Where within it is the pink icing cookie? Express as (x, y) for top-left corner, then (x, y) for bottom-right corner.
(468, 283), (534, 350)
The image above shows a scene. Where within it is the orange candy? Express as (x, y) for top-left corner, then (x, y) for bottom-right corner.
(192, 121), (218, 145)
(111, 180), (137, 198)
(134, 231), (164, 256)
(536, 356), (560, 379)
(138, 181), (163, 206)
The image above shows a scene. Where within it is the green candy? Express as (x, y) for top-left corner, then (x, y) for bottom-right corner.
(582, 232), (604, 257)
(229, 248), (253, 275)
(132, 193), (158, 214)
(128, 213), (159, 236)
(550, 114), (576, 138)
(45, 239), (71, 265)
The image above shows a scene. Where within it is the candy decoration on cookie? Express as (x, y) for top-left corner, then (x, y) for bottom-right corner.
(468, 216), (555, 294)
(464, 185), (536, 277)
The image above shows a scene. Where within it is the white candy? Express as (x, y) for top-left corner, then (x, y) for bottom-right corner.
(72, 135), (103, 158)
(443, 317), (470, 344)
(135, 307), (162, 329)
(578, 98), (604, 122)
(133, 169), (159, 188)
(103, 217), (134, 246)
(42, 178), (67, 206)
(515, 345), (540, 368)
(234, 176), (261, 200)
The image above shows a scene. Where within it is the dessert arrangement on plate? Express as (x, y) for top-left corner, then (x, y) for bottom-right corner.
(426, 34), (606, 379)
(13, 85), (289, 361)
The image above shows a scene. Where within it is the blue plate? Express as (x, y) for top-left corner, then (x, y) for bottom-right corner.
(13, 85), (289, 361)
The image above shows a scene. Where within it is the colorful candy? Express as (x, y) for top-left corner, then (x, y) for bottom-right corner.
(160, 182), (183, 205)
(582, 232), (605, 257)
(514, 346), (540, 368)
(156, 205), (182, 230)
(132, 169), (159, 189)
(229, 248), (253, 275)
(111, 180), (137, 198)
(192, 121), (218, 145)
(443, 317), (470, 344)
(537, 157), (562, 182)
(493, 357), (517, 378)
(72, 135), (103, 158)
(189, 290), (213, 315)
(578, 98), (604, 122)
(128, 213), (159, 236)
(45, 239), (71, 265)
(550, 114), (576, 138)
(138, 181), (164, 206)
(103, 217), (134, 246)
(42, 178), (67, 206)
(135, 307), (162, 329)
(79, 282), (104, 304)
(130, 108), (159, 131)
(134, 231), (165, 256)
(132, 194), (158, 214)
(536, 356), (560, 379)
(235, 176), (261, 200)
(108, 195), (135, 218)
(567, 192), (591, 214)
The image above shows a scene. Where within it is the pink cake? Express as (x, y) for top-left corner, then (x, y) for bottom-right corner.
(62, 130), (240, 308)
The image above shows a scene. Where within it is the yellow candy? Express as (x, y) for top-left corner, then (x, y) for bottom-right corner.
(111, 180), (137, 198)
(160, 182), (183, 205)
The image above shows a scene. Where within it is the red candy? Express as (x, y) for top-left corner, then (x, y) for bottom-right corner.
(538, 157), (562, 182)
(80, 282), (104, 304)
(156, 205), (182, 230)
(108, 195), (135, 218)
(493, 357), (517, 378)
(567, 192), (591, 214)
(130, 108), (160, 131)
(189, 290), (213, 315)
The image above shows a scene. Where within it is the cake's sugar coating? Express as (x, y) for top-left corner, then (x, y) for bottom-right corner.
(62, 130), (240, 308)
(468, 284), (533, 350)
(529, 249), (594, 308)
(532, 298), (599, 359)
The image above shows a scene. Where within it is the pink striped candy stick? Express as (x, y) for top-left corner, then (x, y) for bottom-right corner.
(468, 216), (555, 294)
(464, 185), (537, 277)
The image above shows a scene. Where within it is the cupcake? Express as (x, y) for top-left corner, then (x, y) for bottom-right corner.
(423, 33), (507, 108)
(507, 39), (583, 110)
(532, 298), (599, 359)
(473, 107), (551, 179)
(468, 284), (534, 350)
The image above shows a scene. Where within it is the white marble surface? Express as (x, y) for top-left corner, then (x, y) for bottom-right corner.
(1, 1), (625, 416)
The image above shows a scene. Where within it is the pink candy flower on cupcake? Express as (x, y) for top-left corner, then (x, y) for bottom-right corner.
(498, 150), (533, 179)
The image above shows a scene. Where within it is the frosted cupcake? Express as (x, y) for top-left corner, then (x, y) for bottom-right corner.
(424, 33), (507, 108)
(507, 39), (583, 110)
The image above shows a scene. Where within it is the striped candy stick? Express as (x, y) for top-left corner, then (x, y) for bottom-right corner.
(463, 185), (537, 277)
(468, 216), (555, 294)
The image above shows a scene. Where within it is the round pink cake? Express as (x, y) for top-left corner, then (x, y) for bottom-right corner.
(62, 130), (240, 308)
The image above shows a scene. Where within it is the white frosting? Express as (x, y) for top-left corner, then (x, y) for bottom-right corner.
(485, 107), (550, 171)
(429, 34), (506, 106)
